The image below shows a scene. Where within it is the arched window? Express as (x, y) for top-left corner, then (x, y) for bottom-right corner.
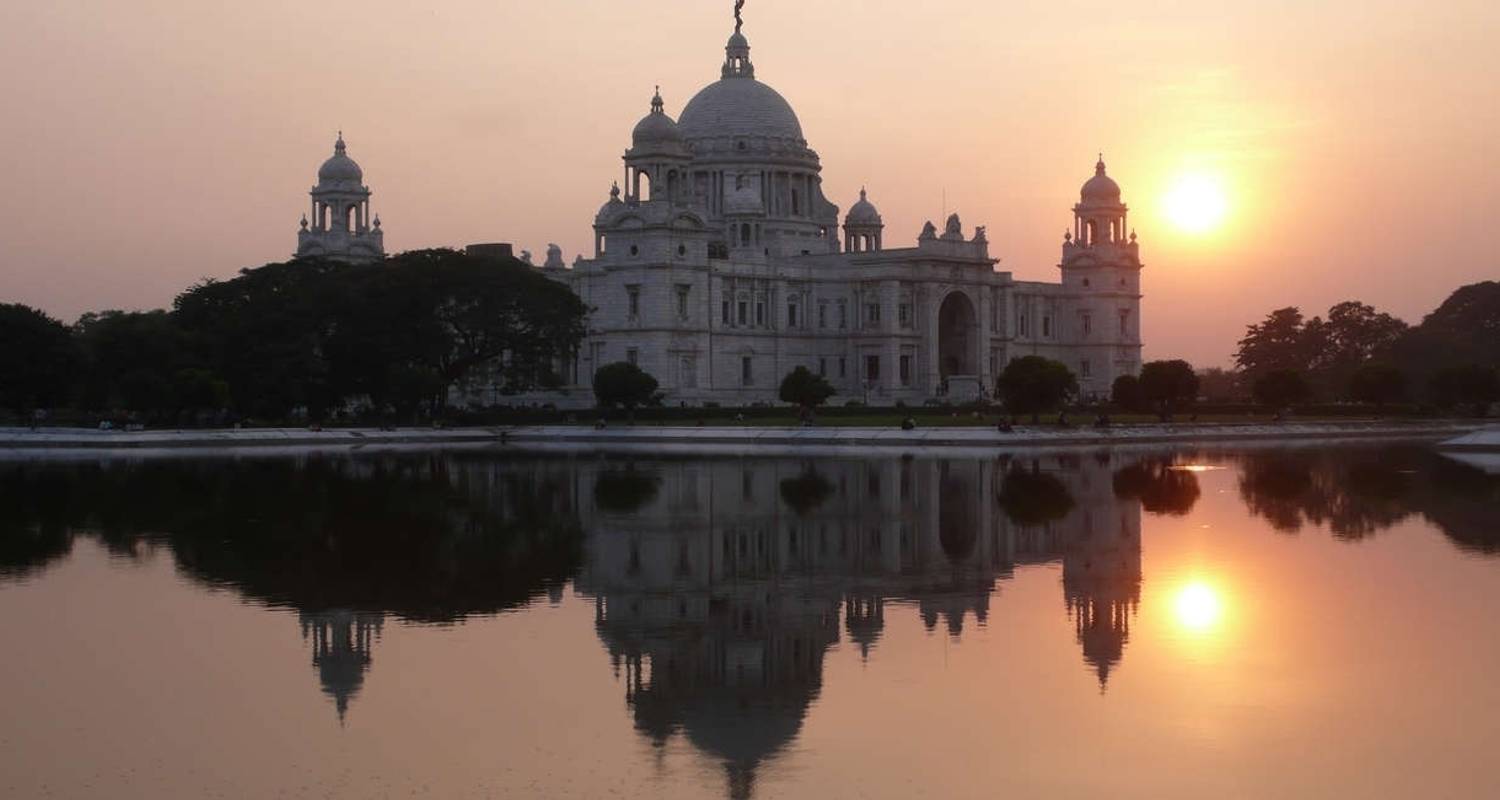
(344, 204), (357, 232)
(741, 223), (751, 245)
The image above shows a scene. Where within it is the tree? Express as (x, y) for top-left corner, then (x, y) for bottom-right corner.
(779, 366), (835, 411)
(1110, 374), (1144, 413)
(1429, 365), (1499, 416)
(1197, 367), (1246, 403)
(593, 362), (659, 411)
(1138, 360), (1199, 421)
(1320, 301), (1409, 370)
(1389, 281), (1500, 387)
(0, 304), (78, 416)
(997, 356), (1077, 421)
(1235, 307), (1313, 380)
(73, 310), (199, 418)
(1253, 368), (1312, 411)
(1347, 364), (1407, 408)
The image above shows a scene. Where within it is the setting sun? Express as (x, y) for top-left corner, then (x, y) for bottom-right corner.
(1174, 581), (1224, 632)
(1163, 173), (1230, 234)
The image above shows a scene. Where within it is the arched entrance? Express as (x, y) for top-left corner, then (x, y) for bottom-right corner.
(938, 292), (977, 379)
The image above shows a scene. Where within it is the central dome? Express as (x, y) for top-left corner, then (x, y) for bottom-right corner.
(678, 78), (805, 143)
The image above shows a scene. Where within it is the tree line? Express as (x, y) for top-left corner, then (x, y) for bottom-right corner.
(0, 249), (587, 424)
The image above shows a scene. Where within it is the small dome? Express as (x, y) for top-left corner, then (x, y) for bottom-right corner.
(318, 133), (363, 184)
(1080, 157), (1121, 205)
(845, 188), (882, 226)
(596, 182), (624, 224)
(631, 88), (684, 150)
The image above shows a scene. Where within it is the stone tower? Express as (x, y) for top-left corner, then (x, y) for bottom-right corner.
(295, 133), (385, 263)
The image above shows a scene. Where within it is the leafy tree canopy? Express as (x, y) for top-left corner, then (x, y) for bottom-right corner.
(1139, 360), (1200, 420)
(0, 304), (78, 414)
(997, 356), (1077, 417)
(779, 366), (835, 409)
(593, 362), (659, 411)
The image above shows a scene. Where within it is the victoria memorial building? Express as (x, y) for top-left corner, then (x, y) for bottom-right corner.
(294, 8), (1144, 408)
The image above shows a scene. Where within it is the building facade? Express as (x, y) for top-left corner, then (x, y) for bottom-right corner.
(536, 9), (1143, 408)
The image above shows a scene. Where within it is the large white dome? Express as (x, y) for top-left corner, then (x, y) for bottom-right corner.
(678, 78), (804, 143)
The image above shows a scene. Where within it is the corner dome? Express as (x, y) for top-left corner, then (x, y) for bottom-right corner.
(318, 134), (363, 184)
(845, 188), (882, 226)
(678, 78), (804, 143)
(631, 89), (685, 151)
(1080, 157), (1121, 205)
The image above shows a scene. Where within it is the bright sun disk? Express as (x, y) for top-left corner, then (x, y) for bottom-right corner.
(1174, 581), (1223, 632)
(1163, 173), (1229, 234)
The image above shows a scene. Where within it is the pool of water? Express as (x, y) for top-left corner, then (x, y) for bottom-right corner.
(1, 443), (1497, 798)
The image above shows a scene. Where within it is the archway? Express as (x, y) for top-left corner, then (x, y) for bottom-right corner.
(938, 292), (977, 379)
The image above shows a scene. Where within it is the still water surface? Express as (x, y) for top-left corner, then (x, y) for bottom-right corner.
(1, 444), (1498, 798)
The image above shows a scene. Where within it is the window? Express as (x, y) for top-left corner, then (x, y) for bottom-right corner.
(1042, 315), (1052, 338)
(787, 302), (798, 328)
(722, 300), (731, 325)
(755, 302), (765, 326)
(677, 244), (686, 257)
(865, 355), (880, 382)
(629, 245), (639, 257)
(1119, 309), (1130, 336)
(1019, 314), (1029, 336)
(838, 357), (847, 378)
(741, 356), (753, 386)
(818, 357), (827, 377)
(837, 300), (848, 329)
(676, 284), (690, 319)
(627, 285), (640, 319)
(1082, 312), (1093, 336)
(899, 355), (912, 386)
(818, 302), (828, 329)
(681, 356), (697, 388)
(898, 303), (911, 327)
(866, 303), (880, 325)
(626, 348), (639, 366)
(738, 301), (748, 325)
(1083, 278), (1091, 288)
(1081, 359), (1092, 378)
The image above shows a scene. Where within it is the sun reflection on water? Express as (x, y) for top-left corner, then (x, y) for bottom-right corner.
(1174, 581), (1224, 633)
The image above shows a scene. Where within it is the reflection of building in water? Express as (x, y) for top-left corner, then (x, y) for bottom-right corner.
(1062, 493), (1142, 688)
(299, 610), (384, 723)
(575, 454), (1149, 797)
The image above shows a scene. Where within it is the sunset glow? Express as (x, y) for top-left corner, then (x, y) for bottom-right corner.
(1174, 581), (1224, 632)
(1163, 173), (1230, 235)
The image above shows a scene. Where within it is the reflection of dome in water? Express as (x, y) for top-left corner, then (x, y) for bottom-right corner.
(300, 610), (383, 723)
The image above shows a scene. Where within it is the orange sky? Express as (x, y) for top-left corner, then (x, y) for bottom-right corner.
(1, 0), (1496, 366)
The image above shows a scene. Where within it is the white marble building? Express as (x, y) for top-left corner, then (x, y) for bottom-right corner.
(311, 6), (1144, 409)
(526, 9), (1143, 408)
(295, 133), (385, 264)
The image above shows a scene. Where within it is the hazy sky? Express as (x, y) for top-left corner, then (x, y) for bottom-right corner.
(1, 0), (1496, 366)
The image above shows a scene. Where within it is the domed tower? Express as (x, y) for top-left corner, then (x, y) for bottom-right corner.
(676, 4), (840, 256)
(296, 133), (385, 263)
(843, 188), (883, 252)
(624, 88), (692, 205)
(1059, 156), (1144, 397)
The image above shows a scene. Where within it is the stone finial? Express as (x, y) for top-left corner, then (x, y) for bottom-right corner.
(520, 249), (533, 265)
(941, 213), (965, 241)
(919, 221), (937, 241)
(973, 225), (987, 244)
(300, 215), (308, 230)
(544, 243), (565, 268)
(372, 215), (381, 229)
